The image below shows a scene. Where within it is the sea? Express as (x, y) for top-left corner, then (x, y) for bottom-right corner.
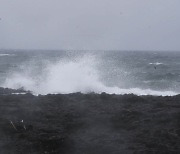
(0, 49), (180, 96)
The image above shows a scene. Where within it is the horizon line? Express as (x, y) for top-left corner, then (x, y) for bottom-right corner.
(0, 48), (180, 52)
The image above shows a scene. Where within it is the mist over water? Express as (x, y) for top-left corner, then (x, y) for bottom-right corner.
(0, 50), (179, 96)
(3, 55), (104, 94)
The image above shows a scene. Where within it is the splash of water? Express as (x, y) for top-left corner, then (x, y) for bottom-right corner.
(2, 55), (177, 96)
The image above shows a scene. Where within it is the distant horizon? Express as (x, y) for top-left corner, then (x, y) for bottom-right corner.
(0, 48), (180, 53)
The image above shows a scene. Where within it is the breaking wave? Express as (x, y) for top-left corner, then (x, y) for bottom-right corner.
(1, 55), (177, 96)
(0, 54), (15, 57)
(149, 62), (163, 65)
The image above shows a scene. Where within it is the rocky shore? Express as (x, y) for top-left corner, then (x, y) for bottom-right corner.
(0, 88), (180, 154)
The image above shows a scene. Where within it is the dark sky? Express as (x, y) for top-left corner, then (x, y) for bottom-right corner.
(0, 0), (180, 51)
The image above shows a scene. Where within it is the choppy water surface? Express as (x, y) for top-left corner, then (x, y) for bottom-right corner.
(0, 50), (179, 95)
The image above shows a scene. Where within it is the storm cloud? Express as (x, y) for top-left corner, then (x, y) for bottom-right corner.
(0, 0), (180, 50)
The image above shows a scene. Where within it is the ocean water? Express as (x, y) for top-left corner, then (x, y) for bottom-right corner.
(0, 49), (180, 96)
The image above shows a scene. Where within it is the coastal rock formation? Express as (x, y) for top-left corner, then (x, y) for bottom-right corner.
(0, 88), (180, 153)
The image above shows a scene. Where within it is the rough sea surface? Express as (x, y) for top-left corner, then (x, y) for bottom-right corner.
(0, 49), (180, 96)
(0, 50), (180, 153)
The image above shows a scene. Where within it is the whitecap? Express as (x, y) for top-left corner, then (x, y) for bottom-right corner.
(0, 54), (15, 57)
(1, 55), (178, 96)
(149, 62), (163, 65)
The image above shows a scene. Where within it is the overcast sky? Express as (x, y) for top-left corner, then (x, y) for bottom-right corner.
(0, 0), (180, 51)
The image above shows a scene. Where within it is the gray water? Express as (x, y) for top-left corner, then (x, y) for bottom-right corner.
(0, 49), (180, 95)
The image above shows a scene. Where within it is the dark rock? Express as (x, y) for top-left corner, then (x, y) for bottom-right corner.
(0, 88), (180, 153)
